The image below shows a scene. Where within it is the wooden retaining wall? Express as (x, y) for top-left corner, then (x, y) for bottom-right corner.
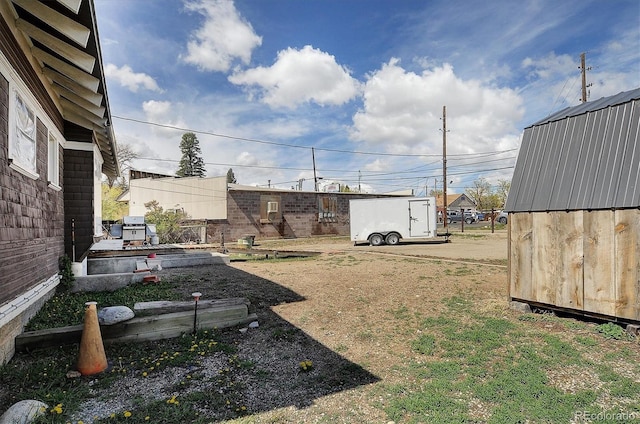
(509, 209), (640, 321)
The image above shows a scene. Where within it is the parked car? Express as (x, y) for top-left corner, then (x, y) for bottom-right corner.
(497, 211), (508, 224)
(446, 210), (477, 224)
(476, 211), (486, 221)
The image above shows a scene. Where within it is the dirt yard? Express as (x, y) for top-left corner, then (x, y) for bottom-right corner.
(156, 231), (512, 422)
(12, 229), (636, 423)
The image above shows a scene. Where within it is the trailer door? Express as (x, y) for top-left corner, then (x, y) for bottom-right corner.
(409, 199), (435, 238)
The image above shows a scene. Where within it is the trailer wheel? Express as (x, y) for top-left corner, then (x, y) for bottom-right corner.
(385, 233), (400, 245)
(369, 233), (384, 246)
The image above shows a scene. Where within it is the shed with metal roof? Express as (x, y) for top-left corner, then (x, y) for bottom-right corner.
(506, 88), (640, 322)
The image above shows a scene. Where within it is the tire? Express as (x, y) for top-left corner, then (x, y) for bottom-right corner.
(369, 233), (384, 246)
(465, 218), (473, 224)
(498, 217), (507, 224)
(447, 218), (452, 224)
(385, 233), (400, 245)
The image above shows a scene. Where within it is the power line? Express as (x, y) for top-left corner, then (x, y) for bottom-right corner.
(113, 115), (518, 158)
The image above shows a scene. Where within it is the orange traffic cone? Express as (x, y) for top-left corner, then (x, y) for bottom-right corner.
(76, 301), (108, 376)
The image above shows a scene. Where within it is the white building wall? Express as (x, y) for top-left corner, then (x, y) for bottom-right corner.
(128, 176), (228, 219)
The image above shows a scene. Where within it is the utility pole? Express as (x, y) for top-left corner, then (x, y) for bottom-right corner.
(312, 147), (318, 191)
(579, 52), (592, 103)
(442, 106), (449, 230)
(358, 170), (361, 193)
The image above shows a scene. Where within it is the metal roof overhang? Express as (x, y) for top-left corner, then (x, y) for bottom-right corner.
(505, 88), (640, 213)
(5, 0), (119, 178)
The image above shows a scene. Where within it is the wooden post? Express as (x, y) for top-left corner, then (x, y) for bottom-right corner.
(442, 106), (448, 230)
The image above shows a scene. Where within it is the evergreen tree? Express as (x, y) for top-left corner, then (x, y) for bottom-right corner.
(176, 132), (206, 177)
(226, 168), (237, 183)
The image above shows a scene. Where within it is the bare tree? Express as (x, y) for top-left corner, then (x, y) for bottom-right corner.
(496, 179), (511, 208)
(107, 143), (139, 188)
(465, 177), (492, 210)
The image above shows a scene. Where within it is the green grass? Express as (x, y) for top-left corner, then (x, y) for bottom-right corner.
(2, 330), (242, 424)
(384, 296), (639, 423)
(26, 281), (181, 330)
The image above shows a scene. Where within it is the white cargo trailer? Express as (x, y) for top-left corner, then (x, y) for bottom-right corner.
(349, 197), (438, 245)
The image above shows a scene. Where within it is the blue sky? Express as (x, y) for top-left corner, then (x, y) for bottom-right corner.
(95, 0), (640, 194)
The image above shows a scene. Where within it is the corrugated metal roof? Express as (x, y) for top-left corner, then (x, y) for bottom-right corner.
(531, 88), (640, 126)
(505, 87), (640, 212)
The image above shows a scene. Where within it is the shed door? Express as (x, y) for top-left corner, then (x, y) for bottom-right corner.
(409, 200), (434, 238)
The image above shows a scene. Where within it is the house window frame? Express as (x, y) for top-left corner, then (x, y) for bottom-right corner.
(47, 130), (61, 190)
(8, 87), (39, 180)
(1, 52), (65, 187)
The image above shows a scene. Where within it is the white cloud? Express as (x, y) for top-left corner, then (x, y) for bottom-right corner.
(183, 0), (262, 72)
(235, 151), (259, 166)
(350, 59), (523, 155)
(229, 45), (362, 108)
(141, 100), (190, 139)
(105, 64), (162, 92)
(521, 52), (576, 81)
(142, 100), (172, 119)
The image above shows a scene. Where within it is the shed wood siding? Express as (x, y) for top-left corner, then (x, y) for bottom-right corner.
(509, 210), (640, 321)
(63, 149), (94, 260)
(0, 72), (64, 307)
(507, 88), (640, 323)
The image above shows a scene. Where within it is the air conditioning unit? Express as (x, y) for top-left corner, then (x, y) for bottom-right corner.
(267, 201), (279, 213)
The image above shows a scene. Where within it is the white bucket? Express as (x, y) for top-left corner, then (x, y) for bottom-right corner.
(71, 259), (86, 277)
(151, 235), (159, 245)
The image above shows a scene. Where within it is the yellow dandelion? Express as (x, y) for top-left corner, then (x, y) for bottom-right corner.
(124, 411), (132, 418)
(145, 416), (150, 421)
(142, 371), (148, 377)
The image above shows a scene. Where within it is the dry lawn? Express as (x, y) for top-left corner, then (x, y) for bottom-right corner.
(128, 232), (511, 422)
(6, 230), (639, 423)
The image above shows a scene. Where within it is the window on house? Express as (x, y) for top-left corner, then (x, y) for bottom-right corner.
(48, 131), (60, 189)
(9, 89), (39, 179)
(318, 196), (337, 222)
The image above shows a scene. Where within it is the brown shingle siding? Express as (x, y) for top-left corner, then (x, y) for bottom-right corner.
(0, 48), (64, 308)
(63, 149), (94, 260)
